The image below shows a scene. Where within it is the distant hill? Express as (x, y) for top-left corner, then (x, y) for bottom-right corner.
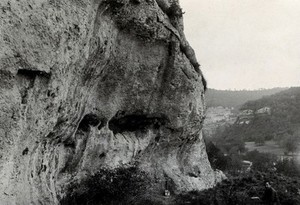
(206, 88), (287, 108)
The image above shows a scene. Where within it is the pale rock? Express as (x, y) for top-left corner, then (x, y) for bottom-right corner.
(0, 0), (222, 204)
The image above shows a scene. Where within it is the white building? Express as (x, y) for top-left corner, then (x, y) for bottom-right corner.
(256, 107), (271, 115)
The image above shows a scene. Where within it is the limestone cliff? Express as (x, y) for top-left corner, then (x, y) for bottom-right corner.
(0, 0), (223, 204)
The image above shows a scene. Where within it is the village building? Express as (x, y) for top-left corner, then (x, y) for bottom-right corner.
(236, 109), (254, 125)
(255, 107), (271, 115)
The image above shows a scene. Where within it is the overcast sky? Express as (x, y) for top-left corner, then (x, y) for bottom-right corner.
(180, 0), (300, 90)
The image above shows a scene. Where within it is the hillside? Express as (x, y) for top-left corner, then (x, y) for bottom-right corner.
(206, 87), (287, 108)
(203, 87), (288, 139)
(187, 87), (300, 204)
(241, 87), (300, 124)
(212, 87), (300, 154)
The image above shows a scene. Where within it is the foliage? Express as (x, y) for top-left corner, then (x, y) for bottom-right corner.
(243, 150), (277, 172)
(240, 87), (300, 143)
(276, 159), (300, 178)
(175, 171), (300, 205)
(202, 87), (300, 204)
(167, 2), (183, 17)
(205, 140), (246, 175)
(61, 166), (151, 205)
(281, 134), (298, 154)
(206, 140), (230, 171)
(226, 154), (243, 175)
(211, 124), (246, 154)
(211, 87), (300, 151)
(207, 138), (300, 176)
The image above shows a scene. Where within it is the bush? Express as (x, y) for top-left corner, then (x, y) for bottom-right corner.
(276, 159), (300, 178)
(244, 150), (277, 172)
(61, 166), (151, 205)
(206, 141), (230, 171)
(175, 171), (300, 205)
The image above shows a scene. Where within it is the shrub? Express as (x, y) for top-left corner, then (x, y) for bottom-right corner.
(244, 150), (277, 172)
(61, 166), (151, 205)
(276, 159), (300, 178)
(175, 171), (300, 205)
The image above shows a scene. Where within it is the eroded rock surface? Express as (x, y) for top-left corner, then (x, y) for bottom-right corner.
(0, 0), (222, 204)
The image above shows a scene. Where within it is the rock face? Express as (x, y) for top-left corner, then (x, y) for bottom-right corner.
(0, 0), (222, 204)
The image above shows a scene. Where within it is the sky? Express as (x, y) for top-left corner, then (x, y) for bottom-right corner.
(180, 0), (300, 90)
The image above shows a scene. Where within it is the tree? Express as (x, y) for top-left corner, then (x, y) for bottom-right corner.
(276, 158), (300, 177)
(205, 141), (229, 171)
(282, 134), (298, 154)
(254, 135), (265, 146)
(244, 150), (277, 172)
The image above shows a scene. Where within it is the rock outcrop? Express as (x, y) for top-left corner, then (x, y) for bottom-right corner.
(0, 0), (222, 204)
